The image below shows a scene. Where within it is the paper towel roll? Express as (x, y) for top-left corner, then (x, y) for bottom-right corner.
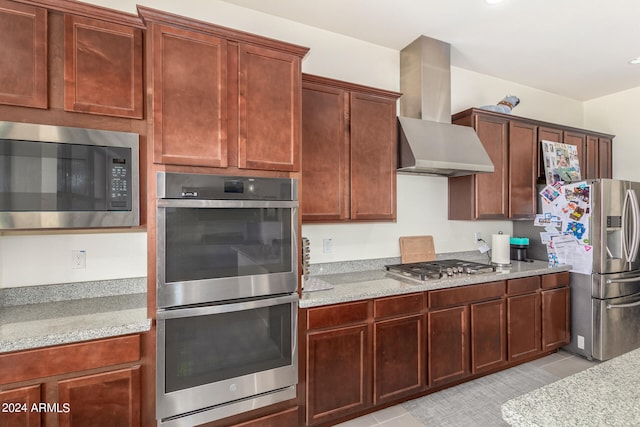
(491, 233), (511, 266)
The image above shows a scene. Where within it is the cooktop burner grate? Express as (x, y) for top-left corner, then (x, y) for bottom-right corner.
(385, 259), (495, 281)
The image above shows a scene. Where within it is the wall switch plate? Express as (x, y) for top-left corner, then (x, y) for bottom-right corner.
(577, 335), (585, 350)
(72, 250), (86, 269)
(323, 238), (333, 254)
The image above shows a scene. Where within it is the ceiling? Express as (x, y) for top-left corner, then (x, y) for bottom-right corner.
(220, 0), (640, 101)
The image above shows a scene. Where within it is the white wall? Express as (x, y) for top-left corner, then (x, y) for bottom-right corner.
(1, 0), (625, 285)
(0, 232), (146, 287)
(584, 87), (640, 182)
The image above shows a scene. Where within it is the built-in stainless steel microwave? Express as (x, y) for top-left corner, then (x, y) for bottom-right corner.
(0, 121), (139, 229)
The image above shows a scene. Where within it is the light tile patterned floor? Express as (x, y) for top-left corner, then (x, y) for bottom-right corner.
(335, 350), (599, 427)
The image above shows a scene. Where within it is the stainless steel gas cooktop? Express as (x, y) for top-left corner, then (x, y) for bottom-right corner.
(385, 259), (495, 281)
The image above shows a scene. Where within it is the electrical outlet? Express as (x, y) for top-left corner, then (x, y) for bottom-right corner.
(71, 250), (86, 269)
(474, 232), (482, 244)
(323, 238), (333, 254)
(577, 335), (585, 350)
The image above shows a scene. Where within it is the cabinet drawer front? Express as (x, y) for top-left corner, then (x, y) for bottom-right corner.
(541, 272), (570, 289)
(307, 301), (370, 330)
(429, 281), (505, 309)
(0, 334), (140, 384)
(374, 293), (423, 319)
(507, 276), (540, 295)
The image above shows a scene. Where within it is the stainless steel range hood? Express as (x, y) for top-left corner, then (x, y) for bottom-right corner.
(398, 36), (494, 177)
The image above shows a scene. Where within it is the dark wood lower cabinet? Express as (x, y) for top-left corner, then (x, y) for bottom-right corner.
(303, 273), (571, 426)
(57, 366), (140, 427)
(373, 314), (424, 404)
(306, 324), (370, 425)
(507, 293), (542, 361)
(428, 306), (469, 387)
(471, 299), (507, 373)
(0, 384), (42, 426)
(542, 287), (571, 351)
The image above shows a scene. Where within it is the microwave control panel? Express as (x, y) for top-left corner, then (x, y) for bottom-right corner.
(109, 158), (130, 210)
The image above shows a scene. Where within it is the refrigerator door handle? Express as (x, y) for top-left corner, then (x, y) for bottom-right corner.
(622, 189), (631, 262)
(628, 189), (640, 262)
(606, 277), (640, 284)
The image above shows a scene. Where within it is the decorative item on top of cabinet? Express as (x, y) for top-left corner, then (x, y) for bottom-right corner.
(301, 74), (401, 222)
(0, 0), (48, 109)
(64, 14), (144, 118)
(138, 7), (309, 171)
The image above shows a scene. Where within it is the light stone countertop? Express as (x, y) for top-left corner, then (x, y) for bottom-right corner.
(300, 260), (571, 308)
(501, 348), (640, 426)
(0, 278), (150, 353)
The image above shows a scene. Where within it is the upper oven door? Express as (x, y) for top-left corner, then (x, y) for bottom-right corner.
(157, 199), (298, 308)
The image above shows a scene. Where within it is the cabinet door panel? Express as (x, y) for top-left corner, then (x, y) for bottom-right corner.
(508, 293), (541, 361)
(350, 92), (397, 220)
(64, 15), (143, 118)
(537, 127), (563, 179)
(428, 306), (468, 386)
(599, 138), (612, 179)
(563, 131), (586, 178)
(238, 44), (300, 171)
(585, 135), (599, 179)
(0, 0), (47, 108)
(374, 315), (424, 404)
(301, 83), (349, 221)
(542, 287), (571, 351)
(306, 325), (370, 425)
(0, 385), (41, 427)
(151, 24), (228, 167)
(471, 299), (507, 373)
(508, 121), (537, 218)
(474, 115), (508, 218)
(57, 366), (140, 427)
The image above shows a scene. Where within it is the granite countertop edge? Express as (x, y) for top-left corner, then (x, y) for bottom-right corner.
(0, 278), (150, 354)
(300, 260), (571, 308)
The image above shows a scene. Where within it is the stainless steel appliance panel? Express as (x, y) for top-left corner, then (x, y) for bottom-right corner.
(156, 293), (298, 424)
(156, 199), (298, 307)
(592, 179), (640, 274)
(0, 121), (139, 229)
(593, 290), (640, 361)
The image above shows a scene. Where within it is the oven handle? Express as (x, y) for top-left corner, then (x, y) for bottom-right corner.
(157, 199), (298, 209)
(157, 293), (298, 319)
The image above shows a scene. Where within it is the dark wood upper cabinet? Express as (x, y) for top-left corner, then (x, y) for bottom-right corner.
(0, 0), (48, 109)
(238, 44), (301, 171)
(148, 22), (228, 167)
(450, 108), (614, 220)
(64, 14), (143, 118)
(508, 121), (538, 219)
(301, 74), (400, 223)
(139, 7), (308, 171)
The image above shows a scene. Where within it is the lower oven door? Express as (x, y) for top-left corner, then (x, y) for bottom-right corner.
(593, 291), (640, 361)
(156, 293), (298, 425)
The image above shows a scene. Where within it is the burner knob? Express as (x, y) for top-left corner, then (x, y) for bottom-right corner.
(446, 268), (454, 276)
(457, 266), (464, 274)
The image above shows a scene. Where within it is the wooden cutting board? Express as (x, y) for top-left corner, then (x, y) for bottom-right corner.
(399, 235), (436, 263)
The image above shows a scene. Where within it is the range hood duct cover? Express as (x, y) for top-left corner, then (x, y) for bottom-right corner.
(398, 36), (494, 176)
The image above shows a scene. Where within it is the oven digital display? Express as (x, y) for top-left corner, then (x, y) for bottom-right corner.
(224, 181), (244, 193)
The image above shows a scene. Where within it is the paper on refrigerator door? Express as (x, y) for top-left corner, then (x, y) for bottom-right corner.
(550, 234), (593, 274)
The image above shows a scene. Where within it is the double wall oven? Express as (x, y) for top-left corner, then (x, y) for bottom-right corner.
(155, 172), (298, 426)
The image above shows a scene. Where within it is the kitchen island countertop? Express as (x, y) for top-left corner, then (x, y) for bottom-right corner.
(301, 259), (571, 308)
(502, 347), (640, 426)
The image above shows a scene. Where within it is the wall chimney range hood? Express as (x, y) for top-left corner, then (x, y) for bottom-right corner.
(398, 36), (494, 177)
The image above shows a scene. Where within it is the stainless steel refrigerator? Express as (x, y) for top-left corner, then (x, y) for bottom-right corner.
(514, 178), (640, 360)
